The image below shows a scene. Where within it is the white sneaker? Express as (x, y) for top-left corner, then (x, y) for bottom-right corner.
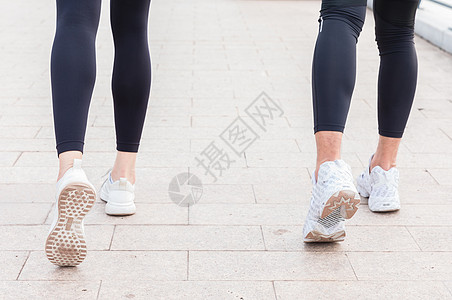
(99, 172), (136, 216)
(45, 159), (96, 267)
(303, 160), (360, 242)
(356, 155), (400, 212)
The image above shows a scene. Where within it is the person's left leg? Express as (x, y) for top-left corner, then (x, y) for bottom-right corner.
(99, 0), (152, 216)
(111, 0), (152, 182)
(357, 0), (418, 212)
(304, 1), (367, 243)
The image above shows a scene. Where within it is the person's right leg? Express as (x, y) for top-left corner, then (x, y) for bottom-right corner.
(47, 0), (101, 266)
(356, 0), (419, 212)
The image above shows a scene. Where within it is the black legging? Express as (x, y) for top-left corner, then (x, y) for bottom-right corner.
(51, 0), (152, 155)
(312, 0), (418, 138)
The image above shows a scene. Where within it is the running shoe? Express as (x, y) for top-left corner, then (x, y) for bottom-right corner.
(45, 159), (96, 266)
(357, 155), (400, 212)
(303, 160), (360, 242)
(99, 172), (136, 216)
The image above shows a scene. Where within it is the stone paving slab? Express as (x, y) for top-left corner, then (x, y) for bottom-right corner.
(0, 225), (114, 251)
(0, 281), (100, 300)
(189, 251), (356, 281)
(274, 281), (452, 300)
(110, 225), (265, 251)
(19, 251), (188, 281)
(98, 281), (276, 300)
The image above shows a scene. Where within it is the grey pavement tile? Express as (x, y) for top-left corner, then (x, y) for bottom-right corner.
(111, 225), (264, 250)
(190, 167), (310, 186)
(98, 281), (275, 300)
(133, 183), (256, 204)
(245, 152), (362, 168)
(0, 126), (40, 138)
(403, 129), (452, 154)
(399, 185), (452, 205)
(246, 139), (302, 153)
(396, 168), (441, 187)
(348, 205), (452, 226)
(0, 167), (57, 184)
(0, 152), (20, 167)
(198, 184), (256, 204)
(253, 183), (312, 204)
(147, 97), (191, 108)
(0, 225), (114, 251)
(407, 227), (452, 251)
(190, 138), (300, 153)
(45, 202), (188, 225)
(0, 115), (52, 127)
(274, 281), (452, 300)
(428, 168), (452, 185)
(189, 251), (356, 280)
(0, 203), (51, 225)
(0, 97), (18, 105)
(445, 282), (452, 298)
(262, 225), (420, 252)
(0, 139), (54, 152)
(0, 183), (55, 203)
(0, 251), (29, 280)
(190, 204), (305, 225)
(347, 251), (452, 281)
(152, 127), (220, 139)
(19, 251), (187, 281)
(14, 151), (193, 168)
(0, 281), (100, 300)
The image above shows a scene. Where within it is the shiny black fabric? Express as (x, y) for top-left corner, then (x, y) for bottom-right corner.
(312, 0), (419, 138)
(51, 0), (152, 155)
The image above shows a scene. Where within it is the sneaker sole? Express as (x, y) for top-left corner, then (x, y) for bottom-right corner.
(45, 183), (96, 267)
(105, 202), (136, 216)
(321, 190), (360, 219)
(304, 230), (346, 243)
(369, 203), (400, 212)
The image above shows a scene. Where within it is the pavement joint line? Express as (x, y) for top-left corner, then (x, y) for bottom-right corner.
(15, 251), (31, 281)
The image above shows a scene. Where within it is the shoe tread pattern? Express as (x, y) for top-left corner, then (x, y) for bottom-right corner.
(45, 183), (95, 267)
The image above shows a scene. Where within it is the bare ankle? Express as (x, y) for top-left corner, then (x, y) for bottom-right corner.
(111, 151), (138, 184)
(314, 131), (343, 182)
(57, 165), (73, 181)
(57, 151), (82, 181)
(370, 156), (396, 171)
(370, 135), (401, 171)
(111, 169), (136, 184)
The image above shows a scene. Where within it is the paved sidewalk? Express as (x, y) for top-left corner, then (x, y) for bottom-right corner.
(1, 0), (452, 299)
